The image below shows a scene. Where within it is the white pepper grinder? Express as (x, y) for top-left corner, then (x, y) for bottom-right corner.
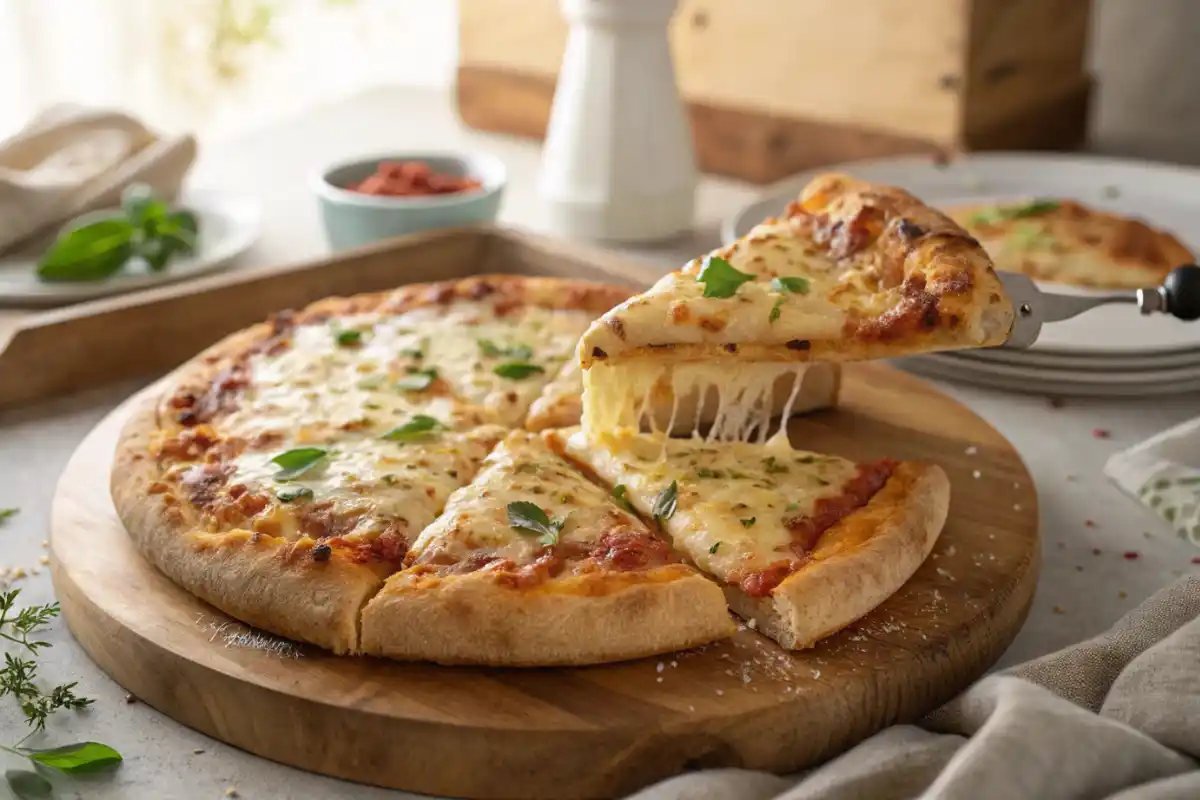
(538, 0), (697, 243)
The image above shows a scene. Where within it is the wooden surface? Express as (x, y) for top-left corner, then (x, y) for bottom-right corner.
(0, 226), (648, 412)
(50, 363), (1040, 799)
(456, 0), (1092, 182)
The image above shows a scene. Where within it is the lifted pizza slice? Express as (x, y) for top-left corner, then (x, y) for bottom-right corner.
(552, 428), (949, 650)
(360, 430), (735, 665)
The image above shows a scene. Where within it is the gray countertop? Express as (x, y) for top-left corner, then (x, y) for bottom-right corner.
(1, 87), (1198, 800)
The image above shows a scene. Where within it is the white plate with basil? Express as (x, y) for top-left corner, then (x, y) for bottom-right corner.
(0, 187), (261, 307)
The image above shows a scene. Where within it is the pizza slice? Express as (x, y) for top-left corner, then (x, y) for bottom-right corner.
(360, 430), (735, 665)
(945, 198), (1193, 290)
(576, 174), (1012, 436)
(550, 428), (949, 650)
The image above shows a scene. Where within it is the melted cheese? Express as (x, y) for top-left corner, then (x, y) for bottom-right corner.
(228, 427), (504, 542)
(407, 430), (648, 567)
(561, 429), (858, 581)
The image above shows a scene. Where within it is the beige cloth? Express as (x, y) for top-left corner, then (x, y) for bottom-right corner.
(632, 576), (1200, 800)
(0, 106), (196, 256)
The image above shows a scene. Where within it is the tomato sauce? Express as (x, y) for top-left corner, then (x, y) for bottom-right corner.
(350, 161), (482, 198)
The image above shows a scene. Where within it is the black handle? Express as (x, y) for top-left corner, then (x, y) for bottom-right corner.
(1164, 265), (1200, 321)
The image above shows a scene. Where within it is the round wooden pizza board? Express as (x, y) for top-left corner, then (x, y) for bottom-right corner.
(50, 363), (1040, 800)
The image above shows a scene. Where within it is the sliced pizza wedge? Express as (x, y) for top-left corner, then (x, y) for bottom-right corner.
(576, 174), (1012, 436)
(360, 430), (735, 665)
(551, 428), (949, 650)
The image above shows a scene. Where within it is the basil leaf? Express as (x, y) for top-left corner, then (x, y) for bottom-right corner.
(163, 209), (200, 239)
(969, 199), (1060, 226)
(395, 367), (438, 392)
(380, 415), (442, 441)
(121, 183), (167, 228)
(652, 481), (678, 522)
(26, 741), (123, 774)
(611, 485), (634, 512)
(709, 541), (721, 554)
(270, 448), (328, 480)
(507, 501), (552, 537)
(494, 362), (545, 380)
(335, 329), (363, 347)
(276, 486), (313, 502)
(697, 256), (753, 299)
(740, 517), (756, 528)
(478, 339), (533, 360)
(769, 296), (784, 324)
(5, 769), (51, 798)
(771, 276), (809, 294)
(36, 218), (136, 282)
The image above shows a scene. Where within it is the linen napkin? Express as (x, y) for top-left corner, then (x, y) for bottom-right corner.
(630, 575), (1200, 800)
(0, 105), (196, 256)
(1105, 417), (1200, 545)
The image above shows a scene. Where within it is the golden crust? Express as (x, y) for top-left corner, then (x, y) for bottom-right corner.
(112, 394), (390, 654)
(724, 461), (949, 650)
(947, 199), (1194, 290)
(361, 565), (735, 666)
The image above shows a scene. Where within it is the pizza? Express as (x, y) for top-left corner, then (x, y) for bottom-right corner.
(946, 198), (1193, 290)
(550, 429), (948, 650)
(577, 174), (1013, 436)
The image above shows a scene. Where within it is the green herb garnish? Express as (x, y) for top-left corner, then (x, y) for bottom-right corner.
(270, 448), (328, 480)
(769, 296), (784, 324)
(771, 276), (809, 294)
(762, 456), (789, 475)
(695, 467), (724, 479)
(494, 362), (545, 380)
(507, 501), (569, 547)
(335, 329), (363, 347)
(969, 199), (1060, 227)
(709, 542), (721, 554)
(380, 415), (443, 442)
(398, 346), (424, 359)
(395, 367), (438, 392)
(478, 339), (533, 360)
(36, 183), (200, 282)
(652, 481), (678, 522)
(276, 486), (313, 502)
(25, 741), (123, 774)
(0, 509), (16, 525)
(696, 256), (754, 299)
(611, 485), (635, 512)
(740, 517), (756, 528)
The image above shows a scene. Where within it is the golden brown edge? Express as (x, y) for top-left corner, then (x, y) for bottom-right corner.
(360, 566), (735, 667)
(111, 389), (390, 655)
(725, 461), (950, 650)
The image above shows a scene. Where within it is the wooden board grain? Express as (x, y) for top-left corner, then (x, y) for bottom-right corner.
(50, 363), (1039, 799)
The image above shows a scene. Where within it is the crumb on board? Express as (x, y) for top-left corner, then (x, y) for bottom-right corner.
(1065, 474), (1078, 482)
(124, 694), (137, 704)
(972, 470), (982, 479)
(1056, 542), (1066, 550)
(1118, 590), (1128, 599)
(1093, 548), (1102, 556)
(1075, 565), (1084, 572)
(1048, 396), (1065, 409)
(224, 789), (239, 798)
(40, 540), (48, 548)
(656, 676), (663, 683)
(1013, 504), (1022, 512)
(38, 555), (49, 565)
(193, 748), (205, 755)
(1143, 531), (1153, 539)
(1053, 605), (1066, 614)
(964, 445), (978, 456)
(1085, 519), (1097, 528)
(715, 689), (724, 696)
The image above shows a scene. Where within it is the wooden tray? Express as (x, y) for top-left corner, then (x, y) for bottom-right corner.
(0, 226), (651, 411)
(51, 364), (1039, 799)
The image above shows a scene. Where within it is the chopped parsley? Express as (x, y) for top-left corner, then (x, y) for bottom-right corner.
(395, 367), (438, 392)
(771, 276), (809, 294)
(478, 339), (533, 360)
(762, 456), (789, 475)
(398, 345), (424, 359)
(611, 484), (635, 512)
(652, 481), (678, 522)
(275, 486), (313, 502)
(696, 256), (753, 299)
(334, 329), (363, 347)
(507, 501), (569, 547)
(769, 296), (784, 324)
(968, 199), (1060, 227)
(785, 502), (800, 512)
(709, 542), (721, 554)
(270, 448), (328, 480)
(695, 467), (723, 479)
(356, 375), (385, 390)
(494, 361), (544, 380)
(740, 517), (756, 528)
(380, 415), (442, 441)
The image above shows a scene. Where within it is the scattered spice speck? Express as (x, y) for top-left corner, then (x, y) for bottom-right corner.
(1075, 565), (1084, 572)
(1123, 551), (1140, 560)
(1191, 557), (1200, 565)
(1092, 548), (1102, 556)
(192, 748), (205, 755)
(1118, 590), (1128, 599)
(1056, 542), (1066, 550)
(1048, 396), (1065, 409)
(1052, 605), (1066, 614)
(1084, 519), (1096, 528)
(1065, 474), (1078, 482)
(124, 693), (137, 704)
(1143, 531), (1153, 539)
(1091, 428), (1111, 439)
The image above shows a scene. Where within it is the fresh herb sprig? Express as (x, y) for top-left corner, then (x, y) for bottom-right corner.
(0, 590), (122, 797)
(507, 502), (570, 547)
(36, 183), (201, 283)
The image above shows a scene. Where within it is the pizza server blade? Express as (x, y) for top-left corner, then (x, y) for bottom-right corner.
(995, 264), (1200, 349)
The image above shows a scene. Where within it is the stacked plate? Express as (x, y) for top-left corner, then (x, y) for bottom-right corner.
(723, 153), (1200, 398)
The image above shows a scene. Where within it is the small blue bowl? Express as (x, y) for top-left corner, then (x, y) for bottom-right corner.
(313, 153), (506, 251)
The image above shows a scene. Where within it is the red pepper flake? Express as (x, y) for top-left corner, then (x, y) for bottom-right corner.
(1122, 551), (1140, 560)
(1047, 396), (1065, 409)
(1191, 556), (1200, 564)
(1085, 519), (1096, 528)
(1091, 428), (1111, 439)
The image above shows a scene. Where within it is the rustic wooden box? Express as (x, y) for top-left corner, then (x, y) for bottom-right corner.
(458, 0), (1094, 184)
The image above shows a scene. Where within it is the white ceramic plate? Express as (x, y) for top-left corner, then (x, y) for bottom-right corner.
(896, 355), (1200, 398)
(955, 344), (1200, 372)
(722, 153), (1200, 357)
(0, 190), (261, 308)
